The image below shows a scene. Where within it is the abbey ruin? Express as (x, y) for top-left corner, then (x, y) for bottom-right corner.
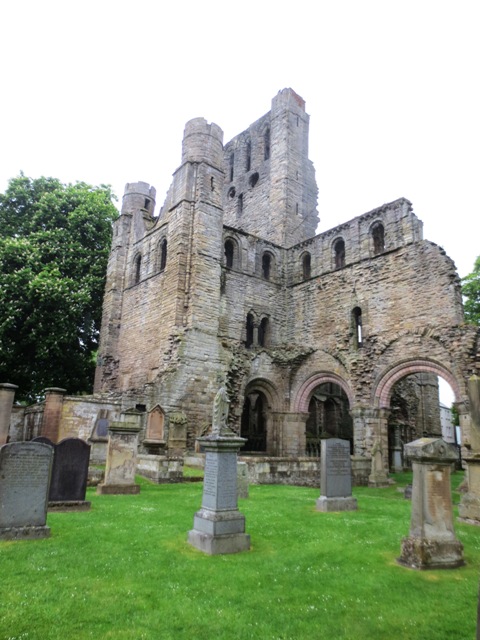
(5, 88), (480, 484)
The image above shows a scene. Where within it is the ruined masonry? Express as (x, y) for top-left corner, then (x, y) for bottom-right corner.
(6, 89), (480, 485)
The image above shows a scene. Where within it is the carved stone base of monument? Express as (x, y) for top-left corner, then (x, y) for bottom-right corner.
(48, 500), (91, 511)
(459, 458), (480, 525)
(398, 535), (465, 570)
(97, 422), (141, 496)
(368, 472), (393, 488)
(316, 496), (357, 512)
(188, 435), (250, 555)
(397, 438), (465, 570)
(0, 525), (51, 541)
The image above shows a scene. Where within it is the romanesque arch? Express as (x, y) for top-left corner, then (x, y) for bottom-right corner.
(240, 378), (280, 455)
(373, 358), (462, 408)
(294, 372), (354, 414)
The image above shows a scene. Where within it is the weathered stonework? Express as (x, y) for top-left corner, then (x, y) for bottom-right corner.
(5, 88), (480, 484)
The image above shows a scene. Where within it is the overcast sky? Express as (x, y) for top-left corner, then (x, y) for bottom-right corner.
(1, 1), (478, 402)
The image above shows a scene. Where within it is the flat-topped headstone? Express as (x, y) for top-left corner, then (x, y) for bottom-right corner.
(316, 438), (357, 512)
(97, 421), (141, 495)
(398, 437), (464, 570)
(33, 438), (91, 510)
(0, 442), (53, 540)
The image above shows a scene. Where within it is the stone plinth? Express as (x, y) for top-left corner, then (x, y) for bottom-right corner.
(0, 442), (53, 540)
(188, 435), (250, 555)
(137, 454), (183, 483)
(97, 422), (141, 495)
(0, 383), (18, 445)
(316, 438), (357, 512)
(398, 438), (464, 570)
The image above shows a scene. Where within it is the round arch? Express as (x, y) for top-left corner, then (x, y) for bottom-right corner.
(294, 372), (354, 413)
(373, 359), (462, 408)
(243, 377), (281, 410)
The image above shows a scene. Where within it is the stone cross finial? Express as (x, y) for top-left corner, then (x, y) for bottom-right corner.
(211, 386), (231, 436)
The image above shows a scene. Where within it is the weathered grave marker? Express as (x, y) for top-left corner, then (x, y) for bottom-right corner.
(97, 422), (141, 495)
(398, 437), (464, 569)
(0, 442), (53, 540)
(188, 387), (250, 554)
(33, 437), (91, 510)
(459, 375), (480, 525)
(316, 438), (357, 512)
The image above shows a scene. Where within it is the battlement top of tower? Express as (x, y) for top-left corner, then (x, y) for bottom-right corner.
(272, 88), (306, 112)
(182, 118), (224, 166)
(123, 182), (156, 199)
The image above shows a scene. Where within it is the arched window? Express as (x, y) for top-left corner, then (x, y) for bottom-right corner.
(224, 239), (235, 268)
(159, 238), (167, 271)
(262, 252), (272, 280)
(352, 307), (363, 347)
(241, 392), (267, 452)
(334, 239), (345, 269)
(372, 222), (385, 255)
(134, 254), (142, 284)
(245, 141), (251, 172)
(258, 317), (269, 347)
(302, 252), (311, 279)
(245, 313), (255, 348)
(264, 128), (270, 160)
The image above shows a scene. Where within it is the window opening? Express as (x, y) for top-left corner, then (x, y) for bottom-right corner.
(144, 198), (150, 210)
(229, 152), (234, 181)
(262, 253), (271, 280)
(238, 193), (243, 214)
(160, 239), (167, 271)
(228, 186), (236, 198)
(249, 172), (259, 188)
(372, 222), (385, 255)
(245, 313), (254, 348)
(224, 239), (234, 268)
(352, 307), (363, 347)
(246, 141), (251, 172)
(134, 254), (141, 284)
(258, 317), (269, 347)
(302, 252), (311, 279)
(264, 128), (270, 160)
(334, 239), (345, 269)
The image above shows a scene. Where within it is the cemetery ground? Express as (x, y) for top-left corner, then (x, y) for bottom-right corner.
(1, 472), (479, 640)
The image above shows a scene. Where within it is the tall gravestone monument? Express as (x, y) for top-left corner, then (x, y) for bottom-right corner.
(0, 442), (53, 540)
(316, 438), (357, 512)
(97, 422), (141, 495)
(33, 437), (91, 510)
(459, 375), (480, 524)
(188, 387), (250, 554)
(398, 437), (464, 570)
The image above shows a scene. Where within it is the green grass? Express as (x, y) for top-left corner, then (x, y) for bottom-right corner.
(1, 472), (479, 640)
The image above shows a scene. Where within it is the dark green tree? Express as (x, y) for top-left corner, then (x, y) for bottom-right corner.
(462, 255), (480, 325)
(0, 174), (118, 401)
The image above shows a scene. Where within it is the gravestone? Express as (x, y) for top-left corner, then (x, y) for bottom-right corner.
(397, 437), (464, 570)
(459, 375), (480, 525)
(97, 422), (141, 495)
(237, 461), (249, 499)
(0, 442), (53, 540)
(368, 438), (391, 487)
(316, 438), (357, 512)
(33, 438), (91, 510)
(188, 387), (250, 554)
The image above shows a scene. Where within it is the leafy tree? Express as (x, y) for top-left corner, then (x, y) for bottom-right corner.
(0, 174), (118, 401)
(462, 255), (480, 325)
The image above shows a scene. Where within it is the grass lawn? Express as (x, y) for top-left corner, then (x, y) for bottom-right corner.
(1, 472), (479, 639)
